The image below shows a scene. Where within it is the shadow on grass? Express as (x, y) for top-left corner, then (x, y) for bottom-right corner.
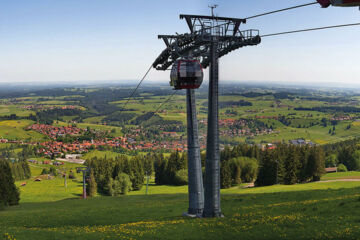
(13, 185), (360, 208)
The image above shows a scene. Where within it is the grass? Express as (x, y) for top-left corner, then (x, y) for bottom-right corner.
(16, 175), (83, 203)
(82, 150), (124, 160)
(1, 170), (360, 239)
(16, 163), (85, 202)
(0, 105), (35, 117)
(321, 171), (360, 180)
(0, 120), (46, 141)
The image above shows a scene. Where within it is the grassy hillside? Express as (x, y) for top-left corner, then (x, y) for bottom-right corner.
(0, 120), (46, 141)
(0, 105), (35, 117)
(1, 170), (360, 240)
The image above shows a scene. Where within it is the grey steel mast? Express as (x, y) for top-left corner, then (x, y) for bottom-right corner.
(203, 39), (221, 217)
(153, 14), (261, 218)
(186, 88), (204, 215)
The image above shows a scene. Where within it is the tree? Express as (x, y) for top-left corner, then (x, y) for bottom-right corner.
(325, 154), (338, 168)
(239, 157), (259, 183)
(87, 171), (97, 197)
(337, 163), (348, 172)
(338, 147), (356, 170)
(154, 156), (167, 185)
(256, 149), (277, 186)
(220, 159), (232, 189)
(229, 158), (242, 185)
(0, 158), (20, 207)
(127, 156), (144, 191)
(143, 156), (154, 177)
(284, 147), (300, 185)
(351, 150), (360, 171)
(166, 151), (183, 183)
(173, 169), (188, 185)
(107, 173), (132, 196)
(306, 147), (325, 181)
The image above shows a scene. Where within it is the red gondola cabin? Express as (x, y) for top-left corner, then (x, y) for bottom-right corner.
(170, 59), (204, 90)
(317, 0), (360, 7)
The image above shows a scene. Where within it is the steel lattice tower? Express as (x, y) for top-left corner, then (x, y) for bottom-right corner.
(153, 14), (261, 217)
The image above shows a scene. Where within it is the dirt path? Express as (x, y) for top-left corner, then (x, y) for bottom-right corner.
(319, 179), (360, 183)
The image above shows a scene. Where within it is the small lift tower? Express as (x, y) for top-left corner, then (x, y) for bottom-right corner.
(76, 167), (90, 199)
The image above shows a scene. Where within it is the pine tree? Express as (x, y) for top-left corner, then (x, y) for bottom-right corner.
(129, 156), (144, 190)
(305, 147), (325, 181)
(0, 158), (20, 207)
(229, 158), (241, 185)
(284, 147), (300, 185)
(87, 171), (97, 197)
(256, 149), (277, 186)
(312, 147), (325, 181)
(220, 159), (232, 189)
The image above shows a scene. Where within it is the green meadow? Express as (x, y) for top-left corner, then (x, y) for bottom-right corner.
(0, 105), (34, 117)
(1, 167), (360, 240)
(0, 120), (46, 141)
(82, 150), (125, 160)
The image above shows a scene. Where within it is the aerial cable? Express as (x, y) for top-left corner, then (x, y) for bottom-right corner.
(261, 22), (360, 38)
(246, 2), (318, 20)
(153, 90), (177, 115)
(122, 64), (153, 111)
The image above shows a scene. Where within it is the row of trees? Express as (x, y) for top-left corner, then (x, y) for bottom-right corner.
(10, 160), (31, 181)
(154, 152), (188, 186)
(153, 149), (259, 188)
(1, 146), (32, 181)
(220, 156), (259, 188)
(219, 144), (326, 188)
(85, 155), (152, 196)
(323, 138), (360, 171)
(256, 145), (325, 186)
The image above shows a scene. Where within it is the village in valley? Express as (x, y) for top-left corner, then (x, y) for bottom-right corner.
(0, 85), (355, 166)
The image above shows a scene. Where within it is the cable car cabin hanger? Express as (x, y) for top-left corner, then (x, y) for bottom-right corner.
(170, 59), (204, 90)
(317, 0), (360, 8)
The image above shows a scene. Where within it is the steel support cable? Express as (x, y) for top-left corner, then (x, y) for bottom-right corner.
(122, 64), (153, 110)
(261, 22), (360, 38)
(246, 2), (318, 20)
(153, 90), (177, 115)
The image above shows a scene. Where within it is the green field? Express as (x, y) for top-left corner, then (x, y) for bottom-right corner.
(1, 170), (360, 240)
(0, 105), (35, 117)
(117, 94), (360, 145)
(2, 89), (360, 146)
(321, 171), (360, 180)
(0, 120), (46, 141)
(82, 150), (124, 160)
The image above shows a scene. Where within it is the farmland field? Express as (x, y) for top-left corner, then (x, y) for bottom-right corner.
(0, 120), (46, 141)
(0, 105), (35, 117)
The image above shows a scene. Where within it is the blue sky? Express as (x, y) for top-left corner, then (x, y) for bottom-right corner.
(1, 0), (360, 86)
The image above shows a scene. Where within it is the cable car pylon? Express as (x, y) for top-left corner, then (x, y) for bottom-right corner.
(153, 13), (261, 218)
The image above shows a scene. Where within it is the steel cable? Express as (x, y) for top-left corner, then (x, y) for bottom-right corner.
(153, 90), (177, 115)
(246, 2), (318, 20)
(261, 22), (360, 37)
(122, 64), (153, 111)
